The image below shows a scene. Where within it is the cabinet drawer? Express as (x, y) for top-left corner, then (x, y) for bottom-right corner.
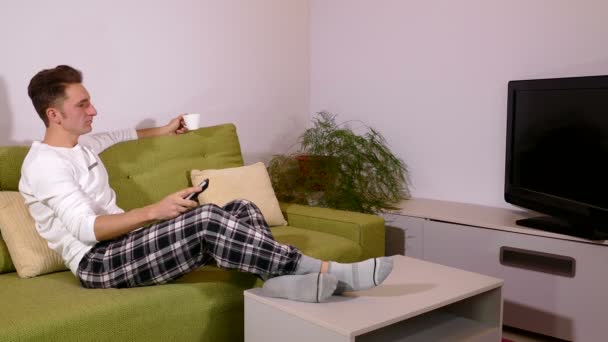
(422, 220), (608, 341)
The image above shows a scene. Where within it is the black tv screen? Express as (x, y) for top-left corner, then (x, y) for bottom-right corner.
(505, 75), (608, 240)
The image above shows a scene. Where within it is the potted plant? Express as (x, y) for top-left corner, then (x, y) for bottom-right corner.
(268, 111), (411, 214)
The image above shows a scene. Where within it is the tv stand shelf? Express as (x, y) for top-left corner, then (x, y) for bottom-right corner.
(383, 198), (608, 341)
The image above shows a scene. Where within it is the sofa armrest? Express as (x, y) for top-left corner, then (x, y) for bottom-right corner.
(279, 202), (385, 260)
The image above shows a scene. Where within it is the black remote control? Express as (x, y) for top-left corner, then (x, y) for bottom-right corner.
(184, 178), (209, 200)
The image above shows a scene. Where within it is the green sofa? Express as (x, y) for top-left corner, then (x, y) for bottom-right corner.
(0, 124), (385, 342)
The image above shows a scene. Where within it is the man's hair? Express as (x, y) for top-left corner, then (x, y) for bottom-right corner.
(27, 65), (83, 127)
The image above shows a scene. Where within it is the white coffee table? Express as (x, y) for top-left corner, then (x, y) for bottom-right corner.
(244, 255), (503, 342)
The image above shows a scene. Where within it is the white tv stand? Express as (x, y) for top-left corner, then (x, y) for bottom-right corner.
(383, 198), (608, 342)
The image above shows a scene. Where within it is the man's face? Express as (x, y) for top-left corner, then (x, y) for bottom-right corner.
(52, 83), (97, 136)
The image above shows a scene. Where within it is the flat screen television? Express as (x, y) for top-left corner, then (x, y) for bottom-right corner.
(505, 75), (608, 240)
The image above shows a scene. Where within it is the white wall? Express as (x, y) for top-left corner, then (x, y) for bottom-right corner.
(4, 1), (608, 208)
(0, 0), (309, 164)
(310, 0), (608, 208)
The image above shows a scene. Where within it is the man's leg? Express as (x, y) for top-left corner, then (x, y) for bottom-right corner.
(325, 258), (394, 293)
(77, 203), (301, 288)
(77, 202), (392, 298)
(217, 200), (394, 294)
(219, 200), (340, 302)
(294, 255), (394, 294)
(193, 203), (302, 275)
(262, 273), (338, 303)
(222, 199), (274, 239)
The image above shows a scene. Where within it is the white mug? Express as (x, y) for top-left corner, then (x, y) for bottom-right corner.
(183, 113), (201, 130)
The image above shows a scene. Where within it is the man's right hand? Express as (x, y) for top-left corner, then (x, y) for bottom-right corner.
(147, 187), (201, 221)
(94, 187), (202, 241)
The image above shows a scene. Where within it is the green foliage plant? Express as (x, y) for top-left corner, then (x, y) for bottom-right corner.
(268, 111), (411, 214)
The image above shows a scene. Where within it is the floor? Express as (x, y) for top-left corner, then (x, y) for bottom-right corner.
(503, 326), (568, 342)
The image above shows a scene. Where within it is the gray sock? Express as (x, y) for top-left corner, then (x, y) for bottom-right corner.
(293, 254), (323, 275)
(328, 257), (393, 293)
(262, 273), (338, 303)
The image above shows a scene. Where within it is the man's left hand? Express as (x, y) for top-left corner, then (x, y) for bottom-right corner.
(164, 115), (188, 136)
(136, 115), (189, 139)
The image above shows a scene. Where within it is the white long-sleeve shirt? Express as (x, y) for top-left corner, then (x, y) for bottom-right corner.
(19, 129), (138, 274)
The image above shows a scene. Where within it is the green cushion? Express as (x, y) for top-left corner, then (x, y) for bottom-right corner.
(0, 236), (15, 273)
(280, 203), (385, 259)
(0, 146), (28, 273)
(100, 124), (244, 211)
(0, 267), (257, 342)
(0, 227), (360, 342)
(271, 225), (363, 262)
(0, 145), (29, 191)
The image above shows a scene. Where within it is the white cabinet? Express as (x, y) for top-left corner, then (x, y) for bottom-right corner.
(383, 213), (425, 259)
(387, 199), (608, 342)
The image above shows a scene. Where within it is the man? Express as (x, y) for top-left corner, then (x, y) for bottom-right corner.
(19, 65), (393, 302)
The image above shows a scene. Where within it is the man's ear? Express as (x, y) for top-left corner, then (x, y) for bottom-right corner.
(46, 108), (62, 125)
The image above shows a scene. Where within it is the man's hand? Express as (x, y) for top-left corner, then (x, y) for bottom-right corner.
(147, 187), (201, 221)
(136, 114), (188, 139)
(93, 186), (201, 241)
(163, 115), (188, 136)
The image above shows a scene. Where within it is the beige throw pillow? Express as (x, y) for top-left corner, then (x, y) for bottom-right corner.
(190, 162), (287, 226)
(0, 192), (66, 278)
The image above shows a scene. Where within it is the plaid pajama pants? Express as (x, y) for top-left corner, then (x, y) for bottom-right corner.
(77, 199), (302, 288)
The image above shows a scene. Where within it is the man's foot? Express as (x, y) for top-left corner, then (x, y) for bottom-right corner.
(262, 273), (338, 303)
(328, 257), (393, 293)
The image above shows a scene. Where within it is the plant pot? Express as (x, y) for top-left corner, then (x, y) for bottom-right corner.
(295, 155), (338, 192)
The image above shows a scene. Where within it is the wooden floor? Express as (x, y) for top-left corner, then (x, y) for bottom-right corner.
(503, 326), (568, 342)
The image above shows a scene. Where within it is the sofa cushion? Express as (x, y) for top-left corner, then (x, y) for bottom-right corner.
(271, 225), (363, 262)
(0, 236), (15, 273)
(0, 225), (361, 341)
(0, 267), (258, 342)
(0, 145), (29, 191)
(0, 192), (66, 277)
(191, 162), (287, 226)
(99, 124), (245, 211)
(0, 146), (29, 273)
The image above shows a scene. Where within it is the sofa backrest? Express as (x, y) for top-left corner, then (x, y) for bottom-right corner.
(0, 146), (29, 192)
(0, 123), (244, 210)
